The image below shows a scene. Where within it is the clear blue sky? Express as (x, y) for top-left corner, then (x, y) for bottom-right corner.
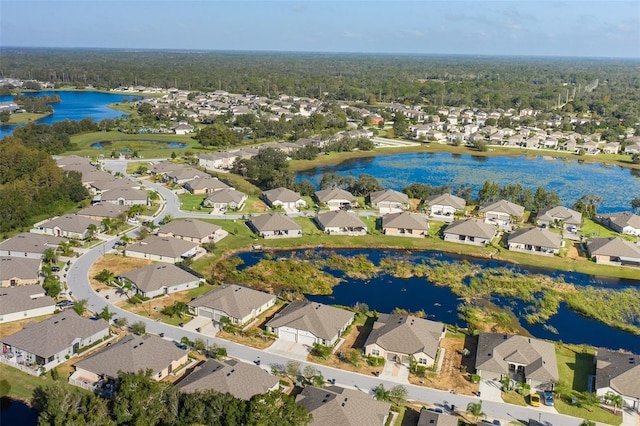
(2, 1), (639, 58)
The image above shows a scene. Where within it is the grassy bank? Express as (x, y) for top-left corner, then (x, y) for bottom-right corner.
(4, 111), (52, 125)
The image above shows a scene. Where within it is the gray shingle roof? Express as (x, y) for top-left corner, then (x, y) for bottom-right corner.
(266, 301), (354, 341)
(366, 314), (444, 359)
(120, 264), (201, 293)
(0, 285), (55, 316)
(158, 219), (221, 240)
(176, 359), (278, 399)
(444, 219), (497, 239)
(595, 349), (640, 399)
(381, 212), (429, 231)
(508, 227), (562, 249)
(125, 236), (199, 258)
(537, 206), (582, 226)
(599, 212), (640, 230)
(475, 333), (559, 384)
(262, 187), (304, 204)
(425, 193), (466, 210)
(184, 177), (231, 191)
(369, 189), (409, 205)
(249, 213), (302, 232)
(1, 312), (109, 358)
(314, 188), (355, 203)
(586, 237), (640, 258)
(479, 199), (525, 217)
(296, 385), (390, 426)
(0, 233), (63, 255)
(204, 188), (247, 204)
(189, 284), (275, 320)
(74, 334), (187, 379)
(317, 210), (367, 229)
(417, 409), (458, 426)
(37, 215), (101, 234)
(100, 187), (148, 201)
(77, 203), (129, 219)
(0, 257), (41, 282)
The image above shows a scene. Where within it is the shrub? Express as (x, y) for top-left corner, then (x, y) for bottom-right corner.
(470, 373), (480, 383)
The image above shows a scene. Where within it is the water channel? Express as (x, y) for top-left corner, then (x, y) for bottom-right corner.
(296, 152), (640, 213)
(236, 248), (640, 353)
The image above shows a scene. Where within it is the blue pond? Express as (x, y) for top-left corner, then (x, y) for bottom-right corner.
(91, 141), (188, 150)
(0, 91), (139, 138)
(0, 398), (38, 426)
(296, 152), (640, 213)
(236, 248), (640, 352)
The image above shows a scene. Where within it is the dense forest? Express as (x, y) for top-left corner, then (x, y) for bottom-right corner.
(2, 48), (639, 123)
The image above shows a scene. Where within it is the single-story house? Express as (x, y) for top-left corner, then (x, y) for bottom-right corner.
(443, 219), (497, 246)
(261, 187), (306, 210)
(79, 170), (114, 186)
(625, 142), (640, 154)
(475, 332), (559, 388)
(77, 203), (129, 221)
(202, 189), (248, 211)
(119, 263), (203, 299)
(0, 233), (63, 259)
(0, 257), (42, 287)
(507, 227), (562, 256)
(381, 212), (429, 238)
(99, 188), (148, 206)
(198, 152), (239, 170)
(124, 236), (200, 264)
(586, 237), (640, 267)
(157, 219), (225, 244)
(595, 349), (640, 413)
(316, 210), (367, 236)
(368, 189), (410, 214)
(603, 142), (621, 155)
(88, 178), (138, 195)
(248, 213), (303, 239)
(56, 155), (93, 170)
(32, 215), (102, 240)
(149, 161), (185, 176)
(165, 167), (210, 185)
(416, 409), (458, 426)
(364, 314), (445, 368)
(296, 385), (391, 426)
(176, 359), (279, 400)
(0, 285), (56, 324)
(425, 193), (466, 222)
(0, 312), (109, 373)
(536, 206), (582, 231)
(183, 177), (231, 194)
(188, 284), (276, 326)
(71, 334), (188, 386)
(266, 300), (355, 347)
(172, 122), (195, 135)
(313, 188), (357, 211)
(479, 199), (525, 230)
(597, 212), (640, 236)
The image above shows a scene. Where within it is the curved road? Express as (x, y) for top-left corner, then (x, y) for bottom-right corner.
(78, 159), (601, 426)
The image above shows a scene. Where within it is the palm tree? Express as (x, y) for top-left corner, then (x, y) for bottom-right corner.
(73, 299), (88, 316)
(43, 248), (58, 266)
(87, 223), (98, 240)
(372, 384), (391, 402)
(98, 306), (115, 323)
(120, 278), (134, 300)
(604, 391), (624, 414)
(101, 218), (113, 232)
(127, 204), (144, 218)
(466, 401), (486, 422)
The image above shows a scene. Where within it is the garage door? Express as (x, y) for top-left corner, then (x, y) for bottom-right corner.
(297, 333), (316, 346)
(278, 329), (297, 342)
(198, 308), (214, 319)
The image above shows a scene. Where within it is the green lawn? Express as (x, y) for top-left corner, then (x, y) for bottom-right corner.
(6, 111), (50, 124)
(580, 218), (636, 240)
(178, 193), (210, 212)
(0, 362), (88, 402)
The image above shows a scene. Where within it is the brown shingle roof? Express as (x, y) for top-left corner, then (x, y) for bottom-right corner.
(266, 301), (354, 341)
(381, 212), (429, 231)
(0, 257), (41, 282)
(596, 349), (640, 399)
(317, 210), (367, 229)
(0, 233), (63, 255)
(189, 284), (275, 320)
(157, 219), (221, 240)
(249, 213), (302, 233)
(425, 193), (466, 210)
(314, 188), (355, 203)
(444, 219), (496, 239)
(365, 314), (444, 359)
(120, 264), (201, 293)
(0, 285), (55, 316)
(125, 236), (199, 258)
(508, 227), (562, 249)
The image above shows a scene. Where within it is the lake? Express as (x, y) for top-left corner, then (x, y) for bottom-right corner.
(0, 398), (38, 426)
(0, 91), (140, 138)
(236, 248), (640, 353)
(296, 152), (640, 213)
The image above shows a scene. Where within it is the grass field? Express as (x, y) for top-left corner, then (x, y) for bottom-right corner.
(5, 111), (51, 125)
(0, 362), (89, 402)
(178, 193), (210, 212)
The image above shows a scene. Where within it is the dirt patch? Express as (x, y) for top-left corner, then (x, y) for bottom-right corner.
(566, 241), (581, 260)
(408, 336), (478, 396)
(89, 254), (153, 291)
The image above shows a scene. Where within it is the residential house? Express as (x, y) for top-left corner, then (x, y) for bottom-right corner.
(198, 152), (239, 170)
(202, 189), (247, 211)
(425, 193), (466, 222)
(157, 219), (225, 244)
(475, 333), (559, 388)
(124, 236), (200, 264)
(316, 210), (367, 236)
(536, 206), (582, 231)
(248, 213), (303, 239)
(381, 212), (429, 238)
(313, 188), (357, 211)
(603, 142), (621, 155)
(625, 143), (640, 154)
(99, 187), (148, 206)
(443, 219), (497, 246)
(595, 349), (640, 412)
(79, 169), (114, 186)
(176, 359), (279, 399)
(563, 139), (578, 153)
(582, 140), (599, 154)
(183, 177), (231, 194)
(77, 203), (129, 221)
(0, 285), (56, 324)
(71, 334), (188, 387)
(369, 190), (410, 214)
(172, 122), (194, 135)
(165, 167), (209, 185)
(416, 409), (458, 426)
(261, 187), (306, 211)
(119, 264), (202, 299)
(32, 215), (101, 240)
(149, 161), (185, 176)
(188, 284), (276, 326)
(364, 314), (445, 367)
(266, 300), (354, 347)
(586, 237), (640, 267)
(88, 178), (138, 195)
(508, 228), (562, 256)
(0, 257), (42, 287)
(296, 385), (391, 426)
(597, 212), (640, 236)
(479, 200), (525, 230)
(0, 312), (109, 373)
(0, 233), (63, 259)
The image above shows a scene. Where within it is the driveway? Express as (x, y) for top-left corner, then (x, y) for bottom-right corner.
(265, 339), (310, 361)
(479, 379), (503, 402)
(379, 361), (409, 384)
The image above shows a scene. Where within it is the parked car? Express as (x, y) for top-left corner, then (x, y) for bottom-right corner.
(51, 266), (60, 272)
(544, 390), (554, 406)
(529, 393), (541, 407)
